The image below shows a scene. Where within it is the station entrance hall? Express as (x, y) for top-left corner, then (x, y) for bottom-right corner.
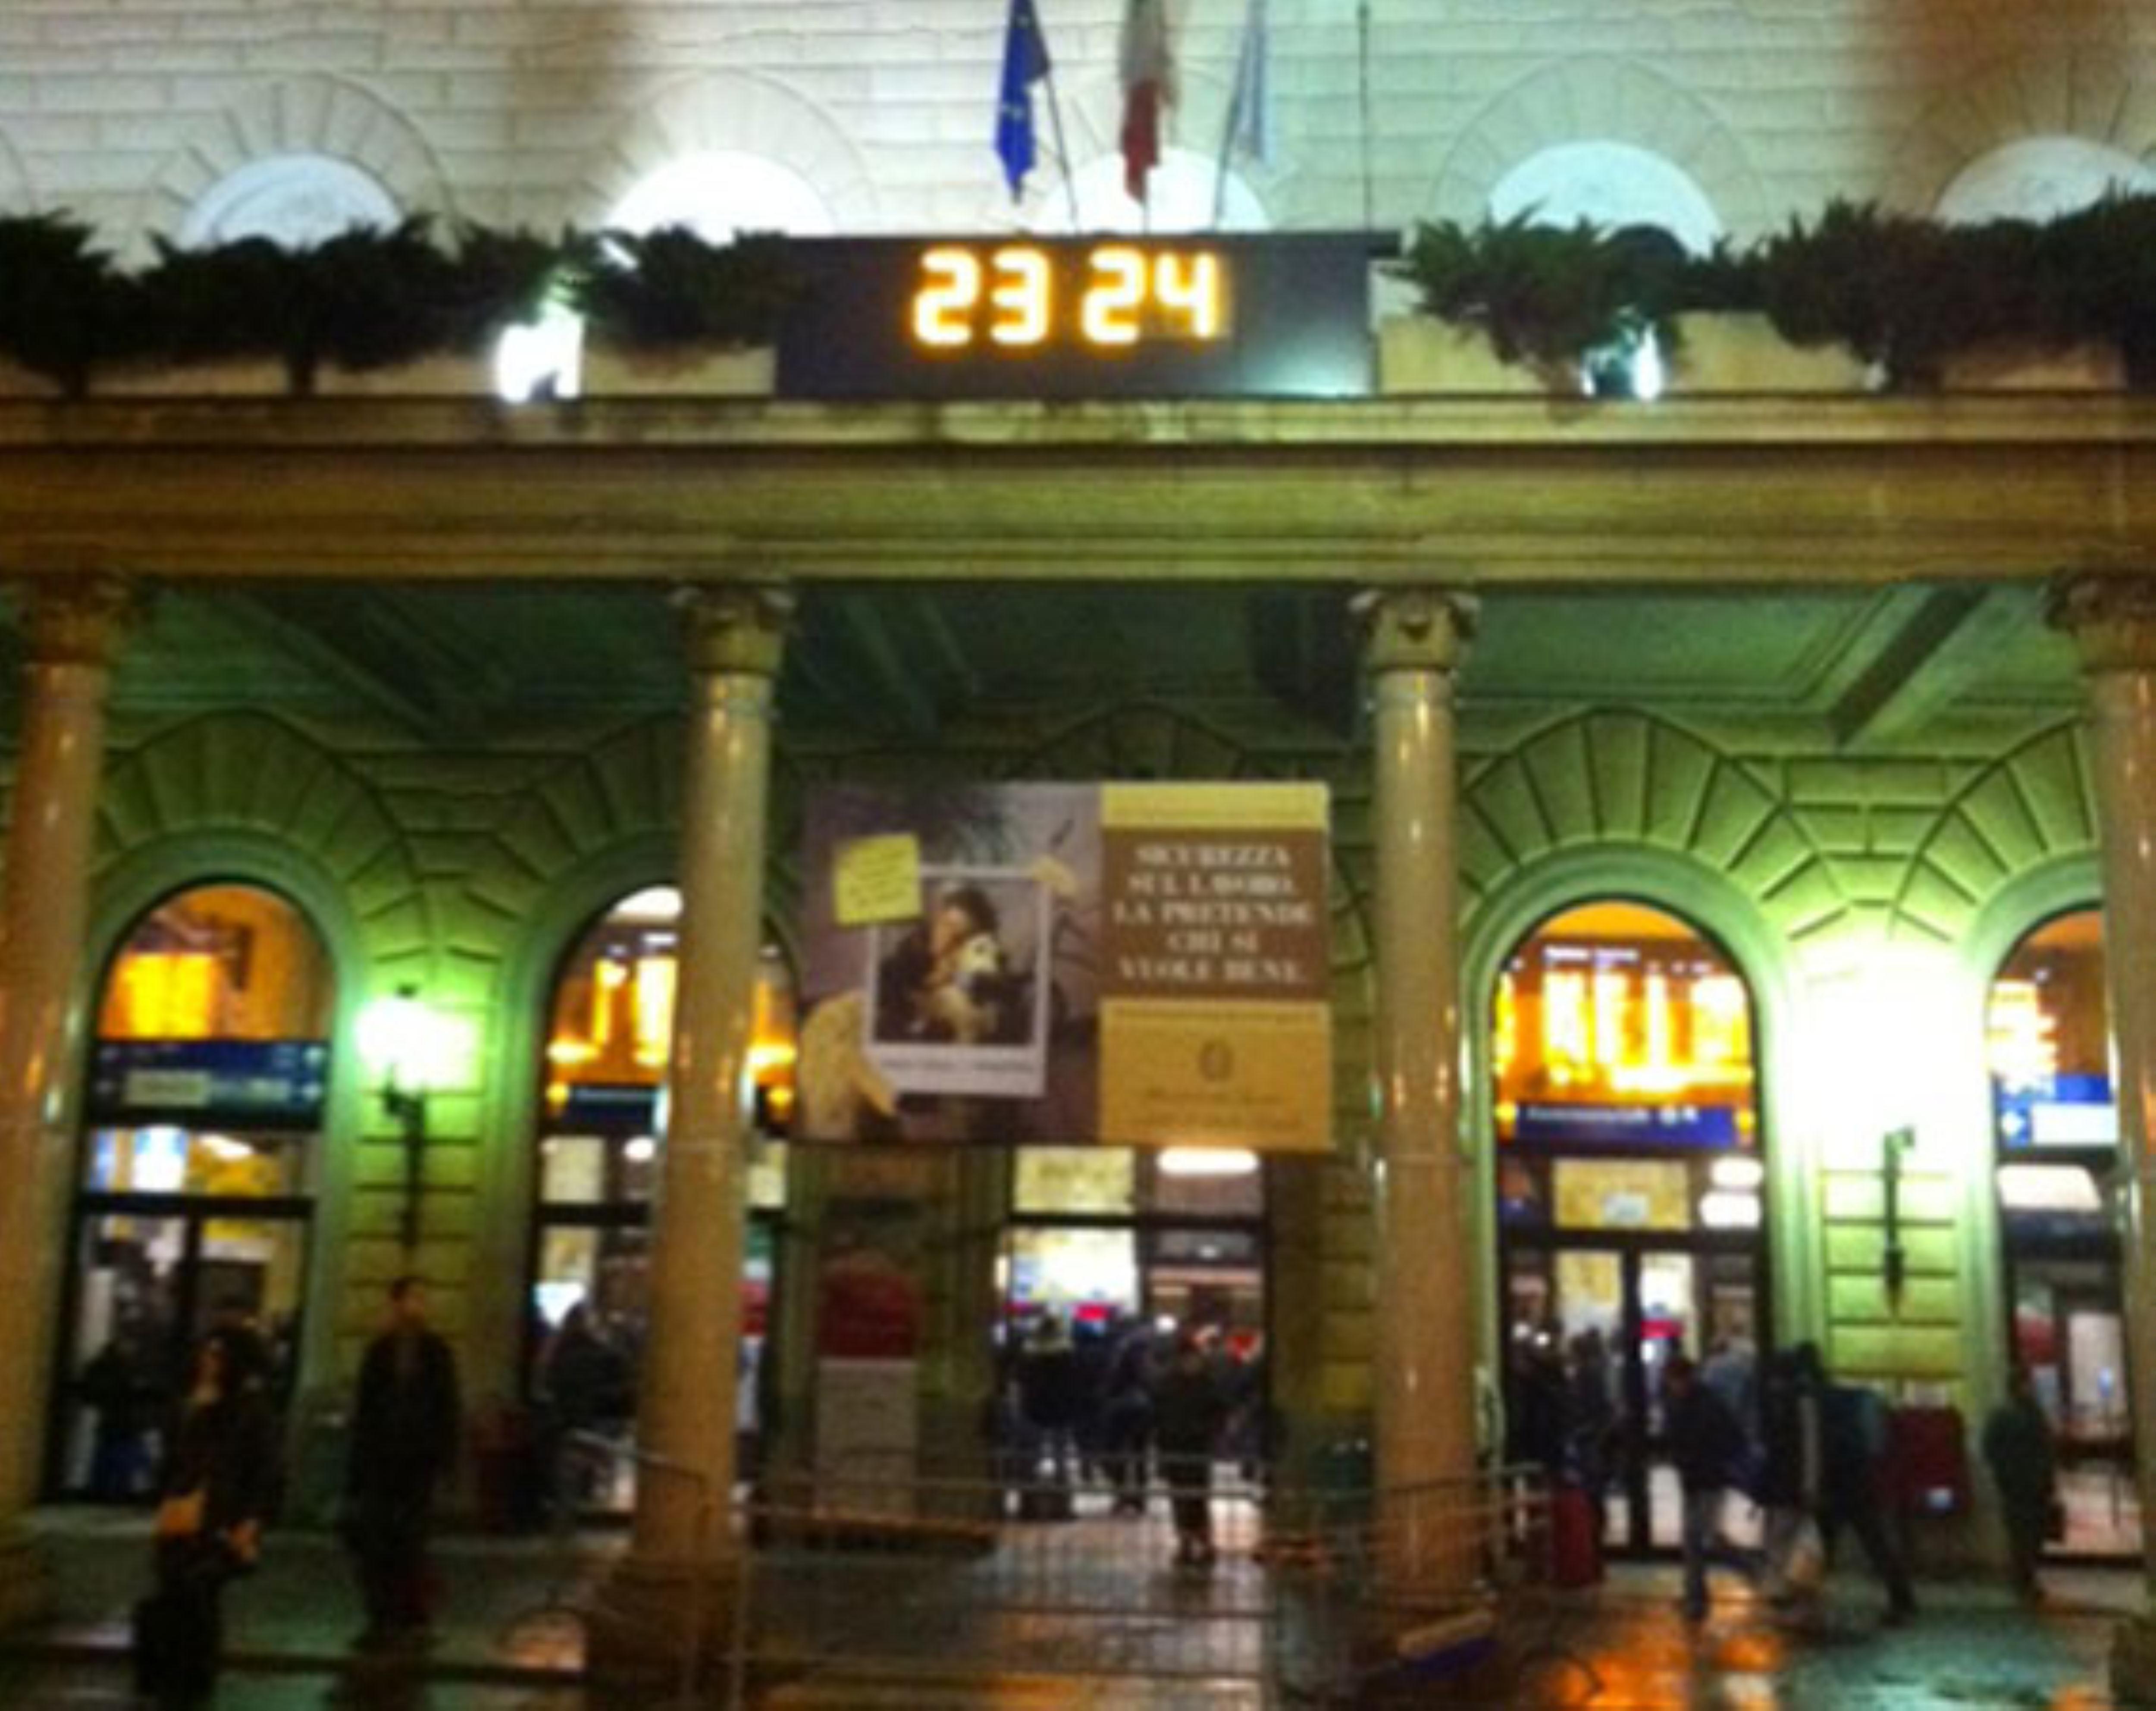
(6, 0), (2156, 1698)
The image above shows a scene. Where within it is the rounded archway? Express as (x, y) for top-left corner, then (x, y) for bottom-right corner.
(1985, 905), (2132, 1556)
(1491, 898), (1765, 1555)
(56, 883), (334, 1500)
(524, 884), (794, 1509)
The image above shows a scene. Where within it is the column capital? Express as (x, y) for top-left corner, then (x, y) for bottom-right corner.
(2048, 572), (2156, 674)
(15, 576), (136, 669)
(678, 582), (794, 679)
(1353, 587), (1477, 676)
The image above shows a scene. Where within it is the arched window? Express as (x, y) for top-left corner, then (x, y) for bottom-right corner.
(58, 884), (332, 1500)
(1491, 899), (1764, 1555)
(179, 154), (401, 250)
(1986, 906), (2132, 1555)
(527, 885), (793, 1505)
(1488, 142), (1721, 257)
(1938, 138), (2156, 226)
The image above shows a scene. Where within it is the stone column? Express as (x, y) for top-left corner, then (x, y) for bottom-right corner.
(1357, 588), (1477, 1583)
(2053, 574), (2156, 1689)
(604, 584), (788, 1667)
(0, 578), (130, 1623)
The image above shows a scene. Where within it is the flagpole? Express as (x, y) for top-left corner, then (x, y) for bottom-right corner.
(1212, 20), (1244, 229)
(1357, 0), (1374, 229)
(1043, 63), (1083, 232)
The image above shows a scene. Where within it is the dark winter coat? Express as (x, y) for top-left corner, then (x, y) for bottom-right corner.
(1667, 1381), (1747, 1496)
(348, 1328), (461, 1502)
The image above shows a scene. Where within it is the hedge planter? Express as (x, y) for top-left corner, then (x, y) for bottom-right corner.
(1933, 342), (2126, 394)
(0, 358), (61, 398)
(1376, 317), (1559, 397)
(1667, 313), (1872, 395)
(317, 352), (499, 398)
(576, 341), (776, 398)
(94, 358), (291, 398)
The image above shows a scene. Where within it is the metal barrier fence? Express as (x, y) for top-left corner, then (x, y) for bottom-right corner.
(523, 1446), (1581, 1707)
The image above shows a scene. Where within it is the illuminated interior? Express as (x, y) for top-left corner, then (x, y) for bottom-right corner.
(1493, 900), (1764, 1557)
(1986, 907), (2134, 1556)
(97, 884), (332, 1043)
(542, 884), (797, 1147)
(1495, 900), (1756, 1150)
(62, 885), (329, 1502)
(528, 887), (796, 1506)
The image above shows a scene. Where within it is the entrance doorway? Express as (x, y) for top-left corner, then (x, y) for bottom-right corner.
(526, 885), (796, 1511)
(1503, 1236), (1763, 1551)
(999, 1147), (1269, 1503)
(1490, 899), (1768, 1555)
(53, 884), (331, 1501)
(1987, 906), (2135, 1555)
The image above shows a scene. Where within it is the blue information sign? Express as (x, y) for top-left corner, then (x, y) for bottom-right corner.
(88, 1039), (329, 1126)
(1513, 1102), (1740, 1149)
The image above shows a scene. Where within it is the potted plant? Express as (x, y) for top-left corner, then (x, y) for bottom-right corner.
(565, 226), (799, 396)
(315, 221), (560, 396)
(99, 233), (301, 395)
(0, 211), (121, 397)
(1664, 235), (1869, 395)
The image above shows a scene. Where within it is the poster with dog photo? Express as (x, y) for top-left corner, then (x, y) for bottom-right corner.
(796, 780), (1334, 1152)
(796, 784), (1102, 1144)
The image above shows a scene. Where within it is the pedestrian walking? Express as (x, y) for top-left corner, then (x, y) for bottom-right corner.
(1665, 1352), (1759, 1623)
(1803, 1343), (1918, 1625)
(132, 1328), (275, 1708)
(1755, 1347), (1824, 1602)
(1153, 1331), (1230, 1567)
(1017, 1314), (1084, 1517)
(1982, 1365), (2058, 1604)
(343, 1275), (462, 1649)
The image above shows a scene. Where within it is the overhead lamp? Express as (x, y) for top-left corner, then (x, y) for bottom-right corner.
(363, 984), (434, 1251)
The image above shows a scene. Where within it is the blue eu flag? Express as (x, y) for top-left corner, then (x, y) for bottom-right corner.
(996, 0), (1052, 201)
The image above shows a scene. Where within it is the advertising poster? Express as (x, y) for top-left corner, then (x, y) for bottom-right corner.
(796, 781), (1331, 1153)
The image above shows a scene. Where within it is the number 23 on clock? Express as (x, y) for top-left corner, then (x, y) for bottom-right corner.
(910, 245), (1228, 351)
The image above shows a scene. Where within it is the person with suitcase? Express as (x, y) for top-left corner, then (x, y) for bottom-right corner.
(134, 1327), (275, 1707)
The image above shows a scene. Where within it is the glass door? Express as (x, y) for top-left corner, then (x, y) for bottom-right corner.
(1504, 1237), (1763, 1554)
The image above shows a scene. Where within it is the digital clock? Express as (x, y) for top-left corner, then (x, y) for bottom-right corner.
(774, 234), (1378, 401)
(910, 244), (1228, 351)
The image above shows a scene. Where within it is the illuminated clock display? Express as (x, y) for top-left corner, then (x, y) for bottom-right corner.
(774, 234), (1375, 401)
(909, 244), (1229, 351)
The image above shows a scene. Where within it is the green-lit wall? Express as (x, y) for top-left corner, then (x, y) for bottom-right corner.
(53, 690), (2104, 1548)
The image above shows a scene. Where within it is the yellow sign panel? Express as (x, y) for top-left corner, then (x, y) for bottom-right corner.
(1099, 998), (1330, 1153)
(832, 834), (923, 927)
(1102, 780), (1329, 832)
(1551, 1157), (1692, 1232)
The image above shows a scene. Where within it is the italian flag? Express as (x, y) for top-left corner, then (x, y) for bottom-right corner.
(1120, 0), (1173, 204)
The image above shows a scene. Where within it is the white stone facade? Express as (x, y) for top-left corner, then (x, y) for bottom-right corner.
(5, 2), (2156, 250)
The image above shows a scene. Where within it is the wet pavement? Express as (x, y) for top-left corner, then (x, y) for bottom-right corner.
(0, 1507), (2142, 1708)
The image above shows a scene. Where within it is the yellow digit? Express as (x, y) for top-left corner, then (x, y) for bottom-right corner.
(1153, 251), (1224, 339)
(988, 248), (1052, 347)
(913, 248), (981, 348)
(1081, 246), (1147, 347)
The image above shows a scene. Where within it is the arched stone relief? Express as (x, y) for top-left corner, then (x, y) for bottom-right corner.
(576, 71), (877, 235)
(1460, 710), (1847, 948)
(94, 712), (426, 971)
(473, 714), (806, 959)
(1888, 721), (2096, 947)
(140, 76), (451, 243)
(1425, 59), (1767, 236)
(1885, 46), (2156, 214)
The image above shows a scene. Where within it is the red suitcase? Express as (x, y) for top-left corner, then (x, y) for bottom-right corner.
(1548, 1484), (1604, 1587)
